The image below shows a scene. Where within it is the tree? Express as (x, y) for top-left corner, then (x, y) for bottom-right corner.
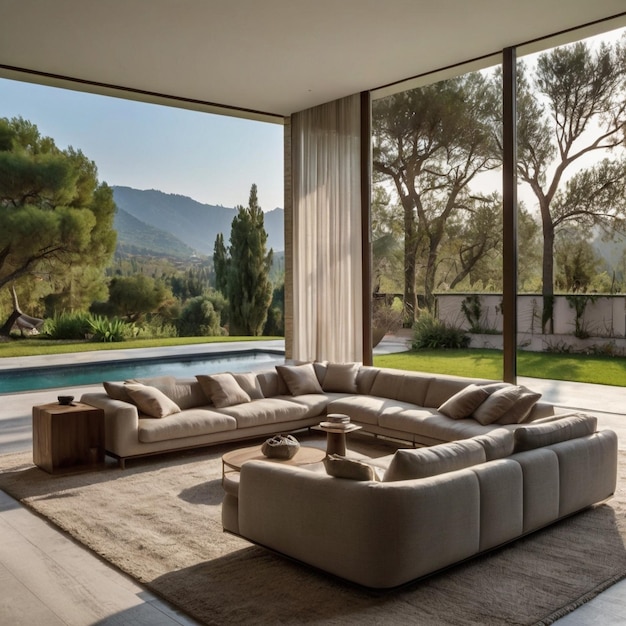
(0, 117), (116, 334)
(555, 228), (603, 292)
(215, 184), (273, 336)
(516, 36), (626, 331)
(371, 186), (403, 296)
(177, 295), (221, 336)
(104, 275), (171, 322)
(373, 72), (501, 318)
(213, 232), (228, 294)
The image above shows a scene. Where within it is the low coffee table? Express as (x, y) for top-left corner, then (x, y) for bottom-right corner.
(221, 443), (326, 481)
(314, 422), (362, 456)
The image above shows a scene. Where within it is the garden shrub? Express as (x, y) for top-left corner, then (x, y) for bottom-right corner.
(43, 311), (92, 340)
(412, 313), (470, 350)
(88, 316), (135, 342)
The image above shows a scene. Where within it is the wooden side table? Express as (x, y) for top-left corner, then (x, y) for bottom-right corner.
(314, 422), (363, 456)
(32, 402), (105, 473)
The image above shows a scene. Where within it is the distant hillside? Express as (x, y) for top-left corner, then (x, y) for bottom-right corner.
(114, 207), (196, 258)
(112, 186), (284, 256)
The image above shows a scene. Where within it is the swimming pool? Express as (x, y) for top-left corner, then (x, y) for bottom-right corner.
(0, 349), (285, 394)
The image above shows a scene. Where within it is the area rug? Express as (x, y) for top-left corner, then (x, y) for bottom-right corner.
(1, 439), (625, 626)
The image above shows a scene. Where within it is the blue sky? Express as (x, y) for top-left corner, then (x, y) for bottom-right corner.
(0, 78), (285, 211)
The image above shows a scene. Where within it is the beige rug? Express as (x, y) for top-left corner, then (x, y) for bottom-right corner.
(1, 438), (625, 626)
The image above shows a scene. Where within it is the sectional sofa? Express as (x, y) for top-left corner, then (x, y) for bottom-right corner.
(80, 361), (618, 588)
(228, 415), (617, 588)
(80, 361), (567, 468)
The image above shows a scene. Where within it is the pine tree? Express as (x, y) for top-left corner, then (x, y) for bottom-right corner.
(226, 184), (273, 336)
(213, 232), (228, 294)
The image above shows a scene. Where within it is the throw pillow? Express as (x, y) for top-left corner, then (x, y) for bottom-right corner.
(514, 413), (598, 452)
(322, 362), (360, 393)
(275, 363), (323, 395)
(196, 373), (251, 408)
(383, 439), (486, 482)
(323, 454), (378, 481)
(103, 381), (132, 403)
(438, 384), (490, 419)
(124, 383), (181, 418)
(472, 384), (541, 425)
(233, 372), (264, 400)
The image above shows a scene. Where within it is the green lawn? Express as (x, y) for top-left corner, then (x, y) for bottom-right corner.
(2, 337), (624, 387)
(374, 349), (626, 387)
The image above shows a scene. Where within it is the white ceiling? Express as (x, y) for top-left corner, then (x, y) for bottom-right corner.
(0, 0), (625, 122)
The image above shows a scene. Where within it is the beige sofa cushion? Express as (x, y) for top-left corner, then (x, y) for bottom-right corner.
(276, 363), (324, 395)
(103, 381), (132, 403)
(196, 373), (251, 408)
(233, 372), (264, 400)
(380, 408), (495, 443)
(438, 384), (490, 419)
(424, 378), (484, 409)
(328, 396), (410, 426)
(369, 370), (432, 406)
(473, 385), (541, 425)
(255, 369), (288, 397)
(472, 429), (515, 461)
(138, 408), (237, 442)
(124, 383), (181, 418)
(163, 379), (208, 410)
(513, 413), (597, 452)
(213, 397), (311, 428)
(322, 363), (359, 393)
(383, 439), (486, 482)
(356, 366), (380, 394)
(323, 454), (378, 481)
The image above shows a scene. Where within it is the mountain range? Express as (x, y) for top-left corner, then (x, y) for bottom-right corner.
(112, 186), (284, 258)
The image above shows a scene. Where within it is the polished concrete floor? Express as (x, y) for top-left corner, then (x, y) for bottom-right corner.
(0, 338), (625, 624)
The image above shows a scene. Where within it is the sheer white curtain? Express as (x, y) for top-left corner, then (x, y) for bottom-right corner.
(291, 94), (363, 363)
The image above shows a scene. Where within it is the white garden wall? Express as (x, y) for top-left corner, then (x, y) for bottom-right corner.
(436, 294), (626, 354)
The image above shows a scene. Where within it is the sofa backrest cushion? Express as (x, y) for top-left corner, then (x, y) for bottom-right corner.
(423, 378), (477, 409)
(323, 454), (379, 481)
(356, 366), (380, 394)
(369, 370), (432, 406)
(513, 413), (598, 452)
(124, 383), (181, 418)
(382, 439), (486, 482)
(438, 384), (490, 419)
(322, 363), (360, 393)
(276, 363), (324, 395)
(473, 384), (541, 425)
(233, 372), (264, 400)
(196, 373), (251, 408)
(255, 369), (288, 397)
(165, 379), (209, 410)
(472, 429), (515, 461)
(397, 373), (435, 406)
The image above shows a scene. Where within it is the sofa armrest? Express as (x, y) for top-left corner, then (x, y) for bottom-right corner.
(80, 392), (139, 459)
(237, 461), (480, 588)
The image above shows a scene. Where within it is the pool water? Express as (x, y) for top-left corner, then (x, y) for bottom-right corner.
(0, 350), (285, 394)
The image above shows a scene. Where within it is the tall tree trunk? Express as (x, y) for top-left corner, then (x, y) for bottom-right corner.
(403, 208), (418, 326)
(540, 208), (555, 334)
(423, 239), (438, 313)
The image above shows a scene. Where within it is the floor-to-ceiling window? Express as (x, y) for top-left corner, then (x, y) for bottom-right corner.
(370, 16), (626, 384)
(514, 22), (626, 379)
(371, 57), (504, 377)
